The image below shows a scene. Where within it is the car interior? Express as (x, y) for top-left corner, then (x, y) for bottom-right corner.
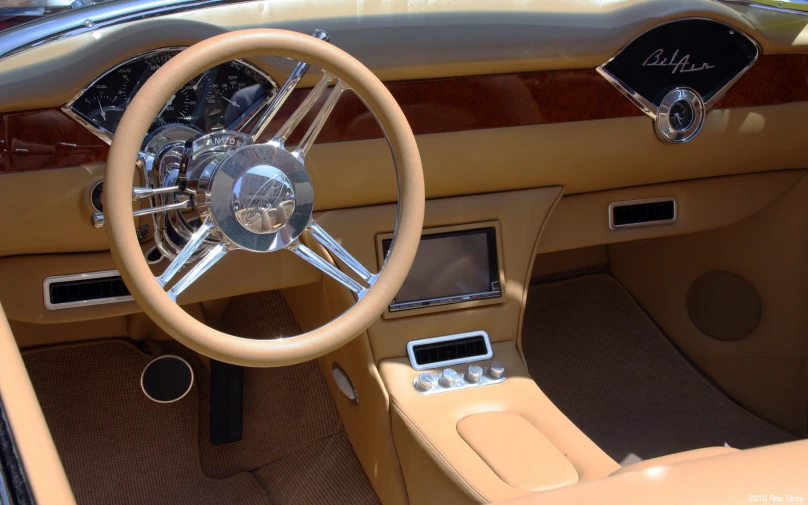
(1, 0), (807, 504)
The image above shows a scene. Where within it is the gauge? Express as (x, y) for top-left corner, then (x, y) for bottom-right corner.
(70, 61), (142, 133)
(205, 62), (272, 130)
(668, 100), (695, 131)
(152, 86), (199, 128)
(142, 51), (181, 74)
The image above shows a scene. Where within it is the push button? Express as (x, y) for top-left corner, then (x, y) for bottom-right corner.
(414, 372), (436, 392)
(465, 364), (483, 383)
(438, 369), (459, 388)
(487, 361), (505, 380)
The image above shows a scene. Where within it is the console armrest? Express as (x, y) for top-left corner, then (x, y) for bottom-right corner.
(458, 411), (579, 491)
(380, 342), (619, 503)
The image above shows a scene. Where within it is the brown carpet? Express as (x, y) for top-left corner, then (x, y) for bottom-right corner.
(24, 341), (269, 505)
(253, 432), (382, 505)
(193, 291), (343, 479)
(522, 274), (796, 466)
(24, 292), (380, 505)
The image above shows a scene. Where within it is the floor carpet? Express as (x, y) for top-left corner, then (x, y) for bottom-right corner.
(24, 292), (380, 505)
(522, 274), (796, 466)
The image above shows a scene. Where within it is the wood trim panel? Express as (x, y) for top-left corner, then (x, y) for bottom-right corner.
(259, 68), (641, 145)
(714, 54), (808, 109)
(0, 109), (109, 174)
(2, 54), (807, 174)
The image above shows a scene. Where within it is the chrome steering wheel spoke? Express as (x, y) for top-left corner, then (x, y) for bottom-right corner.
(292, 79), (346, 159)
(269, 71), (334, 149)
(267, 71), (346, 158)
(308, 221), (375, 284)
(166, 241), (228, 301)
(288, 221), (376, 297)
(156, 216), (229, 301)
(241, 28), (345, 157)
(246, 29), (330, 142)
(156, 217), (215, 287)
(289, 241), (367, 296)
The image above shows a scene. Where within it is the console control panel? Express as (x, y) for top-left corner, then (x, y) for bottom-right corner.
(412, 362), (506, 395)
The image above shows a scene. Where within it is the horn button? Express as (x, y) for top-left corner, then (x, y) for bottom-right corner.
(209, 143), (313, 252)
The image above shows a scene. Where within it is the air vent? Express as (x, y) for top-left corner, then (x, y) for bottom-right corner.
(44, 270), (132, 310)
(609, 197), (677, 230)
(407, 331), (493, 370)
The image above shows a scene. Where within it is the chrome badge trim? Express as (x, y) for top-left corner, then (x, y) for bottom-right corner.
(596, 17), (761, 127)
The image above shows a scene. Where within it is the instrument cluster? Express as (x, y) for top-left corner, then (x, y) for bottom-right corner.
(64, 48), (278, 143)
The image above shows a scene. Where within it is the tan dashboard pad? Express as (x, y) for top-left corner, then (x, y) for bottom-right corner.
(104, 30), (424, 366)
(457, 412), (579, 491)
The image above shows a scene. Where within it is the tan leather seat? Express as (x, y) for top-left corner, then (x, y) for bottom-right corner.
(611, 447), (738, 476)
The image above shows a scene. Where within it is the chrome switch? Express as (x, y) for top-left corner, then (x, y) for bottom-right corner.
(438, 369), (458, 388)
(415, 372), (436, 392)
(465, 364), (483, 383)
(487, 361), (505, 380)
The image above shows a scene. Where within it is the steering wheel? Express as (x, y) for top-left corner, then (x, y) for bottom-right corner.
(104, 29), (425, 367)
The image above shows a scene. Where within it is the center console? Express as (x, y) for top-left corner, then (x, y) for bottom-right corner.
(379, 342), (619, 504)
(309, 187), (618, 504)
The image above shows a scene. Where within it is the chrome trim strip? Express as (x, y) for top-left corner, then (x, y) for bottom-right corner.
(0, 0), (253, 62)
(595, 17), (761, 119)
(718, 0), (808, 16)
(596, 66), (658, 120)
(62, 46), (278, 145)
(43, 269), (133, 310)
(608, 196), (679, 231)
(412, 364), (506, 395)
(389, 290), (501, 312)
(140, 355), (194, 403)
(407, 331), (493, 371)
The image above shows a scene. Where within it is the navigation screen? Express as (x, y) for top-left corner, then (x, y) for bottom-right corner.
(382, 227), (500, 312)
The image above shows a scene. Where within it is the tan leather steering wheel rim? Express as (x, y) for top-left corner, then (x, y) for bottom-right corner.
(104, 29), (424, 367)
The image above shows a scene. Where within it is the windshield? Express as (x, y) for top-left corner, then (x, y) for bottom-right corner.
(0, 0), (117, 32)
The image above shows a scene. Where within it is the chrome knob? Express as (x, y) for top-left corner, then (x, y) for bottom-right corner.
(487, 362), (505, 380)
(438, 369), (459, 388)
(415, 372), (435, 392)
(465, 364), (483, 383)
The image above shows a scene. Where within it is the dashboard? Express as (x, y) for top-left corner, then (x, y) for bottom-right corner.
(63, 48), (278, 143)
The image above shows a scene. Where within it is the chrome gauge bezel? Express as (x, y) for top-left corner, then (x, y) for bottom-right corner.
(655, 88), (705, 143)
(62, 46), (279, 145)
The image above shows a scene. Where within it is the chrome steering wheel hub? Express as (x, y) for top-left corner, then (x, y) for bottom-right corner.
(209, 143), (312, 252)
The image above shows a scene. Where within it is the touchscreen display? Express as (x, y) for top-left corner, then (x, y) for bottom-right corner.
(383, 227), (500, 311)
